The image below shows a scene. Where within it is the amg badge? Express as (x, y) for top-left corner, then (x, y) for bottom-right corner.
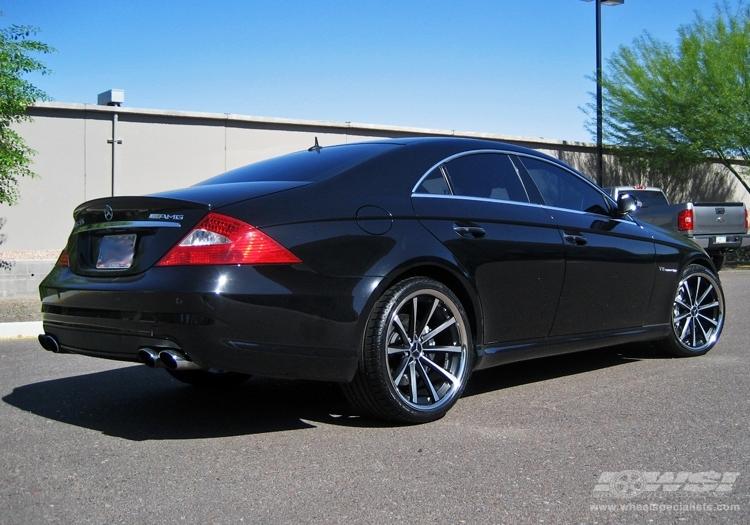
(149, 214), (184, 220)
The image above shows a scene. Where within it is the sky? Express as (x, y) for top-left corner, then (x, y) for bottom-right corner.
(1, 0), (736, 143)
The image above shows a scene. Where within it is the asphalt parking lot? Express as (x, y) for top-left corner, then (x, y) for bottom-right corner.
(1, 270), (748, 525)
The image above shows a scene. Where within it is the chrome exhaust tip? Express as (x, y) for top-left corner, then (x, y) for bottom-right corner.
(38, 334), (61, 353)
(159, 350), (202, 371)
(138, 347), (165, 368)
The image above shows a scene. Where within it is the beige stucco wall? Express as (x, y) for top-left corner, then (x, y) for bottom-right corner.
(0, 105), (379, 252)
(1, 101), (748, 255)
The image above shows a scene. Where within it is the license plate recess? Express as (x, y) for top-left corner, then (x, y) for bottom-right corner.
(97, 234), (137, 269)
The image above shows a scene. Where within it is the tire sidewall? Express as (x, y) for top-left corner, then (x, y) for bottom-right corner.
(664, 264), (725, 357)
(364, 277), (474, 423)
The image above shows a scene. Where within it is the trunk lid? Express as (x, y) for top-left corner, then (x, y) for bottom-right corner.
(68, 196), (209, 276)
(67, 181), (308, 276)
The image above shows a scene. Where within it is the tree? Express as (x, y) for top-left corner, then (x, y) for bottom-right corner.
(589, 2), (750, 194)
(0, 19), (53, 205)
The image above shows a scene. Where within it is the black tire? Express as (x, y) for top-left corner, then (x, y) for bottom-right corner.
(711, 254), (725, 272)
(342, 277), (474, 423)
(165, 368), (251, 388)
(657, 264), (725, 357)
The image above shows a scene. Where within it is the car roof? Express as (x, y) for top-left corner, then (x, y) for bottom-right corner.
(196, 136), (577, 201)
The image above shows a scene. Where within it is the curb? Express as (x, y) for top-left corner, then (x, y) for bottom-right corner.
(0, 321), (43, 340)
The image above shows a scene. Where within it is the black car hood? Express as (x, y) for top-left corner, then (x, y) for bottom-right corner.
(149, 180), (310, 209)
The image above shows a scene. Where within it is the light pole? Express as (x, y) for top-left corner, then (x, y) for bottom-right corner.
(582, 0), (624, 187)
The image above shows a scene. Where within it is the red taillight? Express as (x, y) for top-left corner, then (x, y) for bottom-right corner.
(745, 207), (748, 231)
(156, 212), (301, 266)
(55, 248), (69, 267)
(677, 208), (694, 232)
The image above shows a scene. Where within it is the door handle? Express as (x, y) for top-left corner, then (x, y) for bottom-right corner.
(453, 225), (487, 238)
(563, 234), (588, 246)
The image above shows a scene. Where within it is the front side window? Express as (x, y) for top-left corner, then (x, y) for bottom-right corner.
(520, 157), (610, 215)
(443, 153), (529, 203)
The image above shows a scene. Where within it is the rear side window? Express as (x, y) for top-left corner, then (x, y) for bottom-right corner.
(443, 153), (529, 203)
(520, 157), (610, 215)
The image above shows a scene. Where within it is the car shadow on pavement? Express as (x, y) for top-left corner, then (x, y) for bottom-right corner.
(463, 342), (670, 398)
(3, 342), (669, 439)
(2, 365), (371, 440)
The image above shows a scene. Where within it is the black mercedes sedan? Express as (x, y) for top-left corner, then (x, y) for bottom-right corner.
(38, 137), (725, 423)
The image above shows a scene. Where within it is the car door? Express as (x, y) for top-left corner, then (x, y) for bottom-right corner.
(412, 151), (566, 344)
(516, 156), (657, 336)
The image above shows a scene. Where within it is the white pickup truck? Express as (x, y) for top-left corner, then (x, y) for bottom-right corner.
(605, 186), (750, 270)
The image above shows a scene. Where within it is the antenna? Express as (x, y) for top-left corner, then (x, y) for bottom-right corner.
(308, 137), (322, 153)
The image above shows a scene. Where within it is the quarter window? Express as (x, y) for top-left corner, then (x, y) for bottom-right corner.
(415, 166), (451, 195)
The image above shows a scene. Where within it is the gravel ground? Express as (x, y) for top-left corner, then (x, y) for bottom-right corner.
(0, 297), (42, 322)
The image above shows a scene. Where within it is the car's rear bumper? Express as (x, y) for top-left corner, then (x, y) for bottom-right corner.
(39, 265), (378, 382)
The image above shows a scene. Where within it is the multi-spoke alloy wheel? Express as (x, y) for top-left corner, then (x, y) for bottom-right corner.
(342, 277), (473, 423)
(659, 264), (725, 357)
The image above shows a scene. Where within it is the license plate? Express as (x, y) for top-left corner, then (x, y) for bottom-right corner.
(97, 234), (137, 269)
(714, 236), (727, 244)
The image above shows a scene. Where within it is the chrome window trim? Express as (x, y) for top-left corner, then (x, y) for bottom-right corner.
(539, 204), (609, 218)
(512, 152), (614, 203)
(411, 149), (531, 204)
(540, 205), (643, 230)
(411, 193), (544, 210)
(439, 164), (454, 195)
(411, 149), (523, 195)
(73, 221), (182, 234)
(412, 148), (617, 216)
(413, 194), (627, 220)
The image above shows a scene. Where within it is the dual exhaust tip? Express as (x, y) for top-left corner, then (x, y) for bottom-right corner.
(38, 334), (202, 370)
(138, 348), (202, 371)
(38, 334), (61, 353)
(38, 334), (201, 371)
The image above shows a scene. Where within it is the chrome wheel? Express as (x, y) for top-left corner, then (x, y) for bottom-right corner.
(661, 264), (724, 356)
(342, 277), (474, 423)
(386, 289), (469, 412)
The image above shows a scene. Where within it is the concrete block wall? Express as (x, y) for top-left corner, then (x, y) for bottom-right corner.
(0, 260), (55, 298)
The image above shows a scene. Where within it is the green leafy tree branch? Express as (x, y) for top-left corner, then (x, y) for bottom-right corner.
(0, 18), (54, 205)
(587, 2), (750, 194)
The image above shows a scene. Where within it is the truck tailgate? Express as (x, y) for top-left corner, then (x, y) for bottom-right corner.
(693, 203), (747, 236)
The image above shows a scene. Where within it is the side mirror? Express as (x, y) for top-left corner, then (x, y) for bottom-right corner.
(617, 193), (639, 216)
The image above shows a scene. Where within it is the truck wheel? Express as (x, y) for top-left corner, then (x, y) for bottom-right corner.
(657, 264), (725, 357)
